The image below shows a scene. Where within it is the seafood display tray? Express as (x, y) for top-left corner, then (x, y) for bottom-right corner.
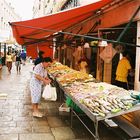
(56, 81), (140, 140)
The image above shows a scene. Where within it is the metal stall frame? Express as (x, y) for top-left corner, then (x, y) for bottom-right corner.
(50, 77), (140, 140)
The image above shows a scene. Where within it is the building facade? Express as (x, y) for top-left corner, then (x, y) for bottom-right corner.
(54, 0), (99, 12)
(33, 0), (57, 18)
(0, 0), (21, 42)
(33, 0), (45, 18)
(32, 0), (98, 18)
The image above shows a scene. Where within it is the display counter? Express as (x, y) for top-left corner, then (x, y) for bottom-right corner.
(47, 62), (140, 140)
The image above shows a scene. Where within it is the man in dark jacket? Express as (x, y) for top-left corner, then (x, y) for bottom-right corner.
(20, 50), (26, 65)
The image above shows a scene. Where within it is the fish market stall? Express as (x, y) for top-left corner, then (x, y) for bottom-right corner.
(47, 62), (140, 140)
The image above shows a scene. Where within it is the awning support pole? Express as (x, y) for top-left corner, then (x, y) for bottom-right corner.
(88, 20), (101, 34)
(117, 6), (140, 42)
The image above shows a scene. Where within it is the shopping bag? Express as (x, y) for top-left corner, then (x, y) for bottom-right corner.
(42, 84), (57, 101)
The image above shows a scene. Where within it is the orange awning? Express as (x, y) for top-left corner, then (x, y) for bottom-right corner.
(10, 0), (113, 45)
(26, 42), (53, 59)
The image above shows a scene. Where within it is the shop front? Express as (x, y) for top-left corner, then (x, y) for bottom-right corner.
(51, 0), (140, 136)
(62, 0), (140, 91)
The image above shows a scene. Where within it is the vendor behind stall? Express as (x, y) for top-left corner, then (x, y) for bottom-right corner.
(78, 55), (89, 73)
(115, 50), (132, 90)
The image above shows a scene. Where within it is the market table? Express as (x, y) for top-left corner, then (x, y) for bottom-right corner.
(57, 82), (140, 140)
(47, 62), (140, 140)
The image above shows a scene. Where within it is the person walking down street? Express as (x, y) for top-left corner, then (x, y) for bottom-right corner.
(15, 51), (21, 74)
(0, 56), (2, 79)
(34, 51), (45, 66)
(30, 57), (52, 117)
(20, 50), (26, 65)
(115, 50), (132, 90)
(6, 51), (13, 74)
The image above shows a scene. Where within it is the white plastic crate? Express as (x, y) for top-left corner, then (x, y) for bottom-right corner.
(59, 103), (70, 116)
(59, 103), (70, 112)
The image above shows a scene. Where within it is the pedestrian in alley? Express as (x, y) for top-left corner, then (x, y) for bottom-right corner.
(20, 50), (26, 65)
(0, 55), (2, 79)
(30, 57), (52, 117)
(6, 51), (13, 74)
(34, 50), (45, 66)
(115, 50), (132, 90)
(15, 51), (21, 74)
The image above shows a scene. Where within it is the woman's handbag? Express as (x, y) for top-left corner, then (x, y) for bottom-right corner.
(42, 84), (57, 101)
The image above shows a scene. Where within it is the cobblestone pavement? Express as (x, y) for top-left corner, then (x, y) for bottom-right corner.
(0, 62), (121, 140)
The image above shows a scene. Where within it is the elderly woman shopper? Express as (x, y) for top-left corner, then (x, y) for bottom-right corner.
(30, 57), (52, 117)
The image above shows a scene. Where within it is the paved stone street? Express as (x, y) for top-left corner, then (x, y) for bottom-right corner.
(0, 62), (121, 140)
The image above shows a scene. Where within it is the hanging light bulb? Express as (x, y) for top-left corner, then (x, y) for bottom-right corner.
(84, 42), (90, 48)
(98, 40), (108, 47)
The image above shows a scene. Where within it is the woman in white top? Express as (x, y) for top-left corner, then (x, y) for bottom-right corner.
(6, 52), (13, 74)
(30, 57), (52, 117)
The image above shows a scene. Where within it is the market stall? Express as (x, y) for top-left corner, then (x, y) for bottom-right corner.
(47, 61), (140, 140)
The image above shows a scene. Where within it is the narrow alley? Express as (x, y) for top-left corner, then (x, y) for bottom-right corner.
(0, 63), (89, 140)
